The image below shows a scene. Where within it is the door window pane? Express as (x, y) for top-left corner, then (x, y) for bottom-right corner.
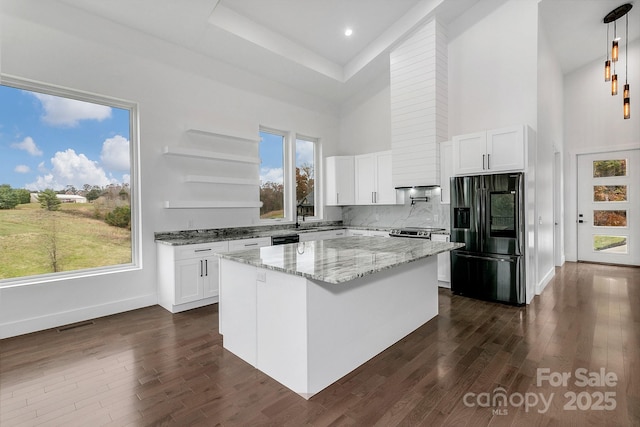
(259, 131), (285, 219)
(593, 159), (627, 177)
(295, 138), (315, 218)
(593, 210), (627, 227)
(593, 185), (627, 202)
(490, 192), (516, 238)
(593, 235), (628, 253)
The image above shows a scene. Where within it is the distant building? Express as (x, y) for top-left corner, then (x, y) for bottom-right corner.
(30, 193), (88, 203)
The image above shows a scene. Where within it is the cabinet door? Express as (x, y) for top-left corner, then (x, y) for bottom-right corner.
(440, 141), (452, 204)
(228, 237), (271, 251)
(452, 131), (486, 175)
(175, 258), (203, 304)
(202, 256), (219, 298)
(355, 154), (376, 205)
(486, 126), (525, 172)
(374, 151), (396, 204)
(325, 156), (355, 206)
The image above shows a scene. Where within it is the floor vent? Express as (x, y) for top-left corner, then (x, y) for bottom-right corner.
(57, 320), (95, 332)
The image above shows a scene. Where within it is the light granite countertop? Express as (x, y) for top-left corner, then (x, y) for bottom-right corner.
(219, 236), (464, 284)
(154, 223), (393, 246)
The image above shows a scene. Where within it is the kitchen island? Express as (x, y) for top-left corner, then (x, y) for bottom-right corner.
(218, 236), (463, 399)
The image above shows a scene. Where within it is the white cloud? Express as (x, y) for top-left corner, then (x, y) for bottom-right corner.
(11, 136), (43, 156)
(121, 174), (131, 185)
(37, 161), (47, 173)
(296, 139), (314, 166)
(26, 149), (114, 191)
(100, 135), (130, 171)
(14, 165), (31, 173)
(32, 93), (112, 127)
(260, 167), (283, 184)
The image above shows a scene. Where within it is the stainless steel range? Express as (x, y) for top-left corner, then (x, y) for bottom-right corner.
(389, 227), (446, 239)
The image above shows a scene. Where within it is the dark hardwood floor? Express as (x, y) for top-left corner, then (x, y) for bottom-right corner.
(1, 262), (639, 426)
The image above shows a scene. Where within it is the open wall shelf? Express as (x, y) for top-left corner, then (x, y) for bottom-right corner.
(183, 175), (259, 186)
(164, 201), (263, 209)
(163, 146), (259, 164)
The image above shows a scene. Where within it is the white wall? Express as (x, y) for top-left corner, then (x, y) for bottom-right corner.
(448, 0), (538, 135)
(0, 1), (341, 338)
(563, 39), (640, 262)
(536, 18), (564, 293)
(338, 73), (392, 155)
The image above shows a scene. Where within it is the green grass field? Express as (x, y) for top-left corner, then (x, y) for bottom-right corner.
(0, 203), (131, 280)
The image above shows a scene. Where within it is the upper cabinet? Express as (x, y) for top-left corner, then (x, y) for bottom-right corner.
(390, 19), (448, 188)
(355, 151), (400, 205)
(325, 156), (355, 206)
(452, 125), (526, 175)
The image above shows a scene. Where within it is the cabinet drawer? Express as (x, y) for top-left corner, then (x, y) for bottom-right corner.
(228, 237), (271, 252)
(174, 241), (229, 261)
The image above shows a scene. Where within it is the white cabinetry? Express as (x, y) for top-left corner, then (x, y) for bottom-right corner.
(355, 151), (399, 205)
(440, 141), (452, 204)
(325, 156), (355, 206)
(452, 125), (525, 176)
(431, 234), (451, 286)
(157, 241), (229, 313)
(228, 237), (272, 252)
(299, 229), (347, 242)
(346, 229), (390, 238)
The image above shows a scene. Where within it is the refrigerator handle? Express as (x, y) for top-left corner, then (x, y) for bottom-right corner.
(482, 154), (485, 170)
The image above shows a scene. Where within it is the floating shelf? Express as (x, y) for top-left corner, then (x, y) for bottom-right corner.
(184, 175), (259, 185)
(164, 201), (263, 209)
(163, 146), (260, 164)
(186, 128), (260, 143)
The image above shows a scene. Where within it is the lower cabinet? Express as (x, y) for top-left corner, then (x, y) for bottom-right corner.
(431, 234), (451, 287)
(228, 237), (272, 252)
(299, 229), (347, 242)
(157, 241), (229, 313)
(346, 229), (390, 238)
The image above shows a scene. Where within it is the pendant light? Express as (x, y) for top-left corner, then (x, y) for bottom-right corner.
(603, 4), (633, 118)
(623, 13), (630, 119)
(605, 23), (611, 81)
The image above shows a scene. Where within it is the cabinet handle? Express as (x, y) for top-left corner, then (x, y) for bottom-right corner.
(482, 154), (486, 170)
(371, 192), (375, 203)
(205, 259), (208, 276)
(375, 192), (377, 203)
(244, 243), (258, 247)
(336, 192), (339, 204)
(195, 248), (212, 253)
(200, 260), (203, 277)
(487, 153), (490, 169)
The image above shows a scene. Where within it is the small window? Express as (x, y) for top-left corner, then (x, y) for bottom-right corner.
(593, 185), (627, 202)
(259, 129), (286, 220)
(593, 210), (627, 227)
(593, 235), (628, 253)
(295, 136), (316, 219)
(593, 159), (627, 177)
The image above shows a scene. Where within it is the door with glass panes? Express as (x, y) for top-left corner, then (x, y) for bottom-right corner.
(577, 149), (639, 265)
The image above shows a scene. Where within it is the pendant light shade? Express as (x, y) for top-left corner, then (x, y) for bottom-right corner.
(624, 84), (630, 119)
(603, 3), (633, 118)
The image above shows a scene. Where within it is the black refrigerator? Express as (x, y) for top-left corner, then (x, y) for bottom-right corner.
(450, 173), (526, 305)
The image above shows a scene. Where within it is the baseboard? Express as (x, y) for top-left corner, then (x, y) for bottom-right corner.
(536, 267), (555, 295)
(0, 294), (157, 339)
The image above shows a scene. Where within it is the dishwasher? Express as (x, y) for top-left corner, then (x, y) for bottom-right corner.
(271, 234), (300, 245)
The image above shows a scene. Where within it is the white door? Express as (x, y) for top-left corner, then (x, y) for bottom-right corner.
(577, 149), (640, 265)
(354, 154), (375, 204)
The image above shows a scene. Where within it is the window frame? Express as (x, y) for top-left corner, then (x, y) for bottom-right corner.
(258, 126), (322, 225)
(0, 75), (141, 288)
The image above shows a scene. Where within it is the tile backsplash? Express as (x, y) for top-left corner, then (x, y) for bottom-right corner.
(342, 188), (450, 230)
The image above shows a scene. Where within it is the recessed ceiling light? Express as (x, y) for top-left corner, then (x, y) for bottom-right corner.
(344, 28), (353, 37)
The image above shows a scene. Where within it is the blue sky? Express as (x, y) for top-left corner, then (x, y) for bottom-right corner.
(0, 84), (130, 191)
(259, 131), (314, 185)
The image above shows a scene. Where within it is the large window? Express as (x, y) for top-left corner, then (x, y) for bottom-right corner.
(259, 128), (319, 222)
(0, 77), (139, 283)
